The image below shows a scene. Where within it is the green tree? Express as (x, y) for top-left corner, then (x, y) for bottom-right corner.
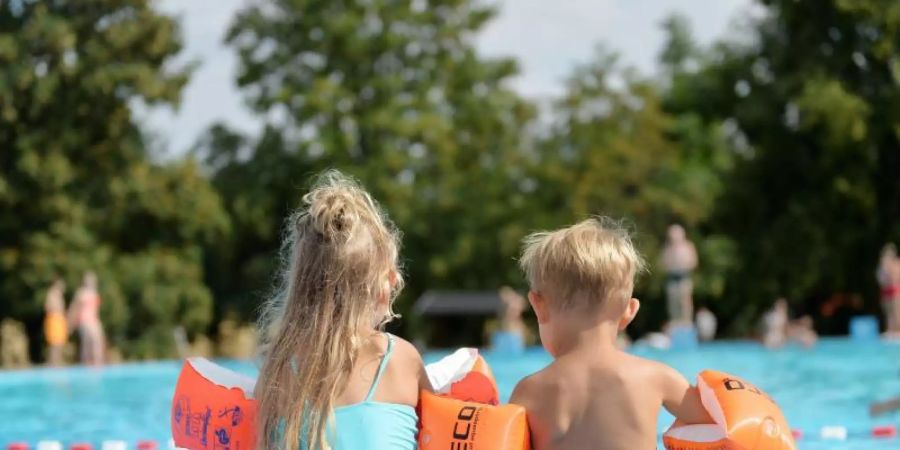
(531, 47), (734, 334)
(0, 0), (228, 359)
(666, 0), (900, 332)
(200, 0), (534, 333)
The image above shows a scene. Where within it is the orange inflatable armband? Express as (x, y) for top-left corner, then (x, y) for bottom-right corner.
(171, 358), (257, 450)
(420, 349), (530, 450)
(426, 348), (499, 405)
(663, 370), (796, 450)
(171, 349), (528, 450)
(418, 392), (530, 450)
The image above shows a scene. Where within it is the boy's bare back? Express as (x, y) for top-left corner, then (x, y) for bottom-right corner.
(512, 347), (704, 450)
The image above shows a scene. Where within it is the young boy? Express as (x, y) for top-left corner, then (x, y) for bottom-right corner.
(510, 218), (711, 450)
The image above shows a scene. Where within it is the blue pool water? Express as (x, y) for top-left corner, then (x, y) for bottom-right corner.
(1, 338), (898, 449)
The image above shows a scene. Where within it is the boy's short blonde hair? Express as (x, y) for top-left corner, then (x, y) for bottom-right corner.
(519, 217), (646, 310)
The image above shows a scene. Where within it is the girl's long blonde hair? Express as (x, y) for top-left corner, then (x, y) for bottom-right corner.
(255, 170), (404, 450)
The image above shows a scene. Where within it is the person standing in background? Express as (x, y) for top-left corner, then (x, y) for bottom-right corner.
(43, 278), (68, 366)
(493, 286), (529, 353)
(762, 298), (789, 349)
(498, 286), (528, 342)
(68, 272), (105, 365)
(661, 224), (698, 325)
(877, 243), (900, 336)
(695, 307), (717, 341)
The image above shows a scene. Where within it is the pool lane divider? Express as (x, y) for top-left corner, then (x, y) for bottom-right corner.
(787, 424), (898, 441)
(819, 425), (848, 440)
(6, 427), (897, 449)
(5, 441), (167, 450)
(872, 424), (898, 438)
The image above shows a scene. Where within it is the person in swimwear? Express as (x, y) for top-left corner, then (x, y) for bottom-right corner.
(787, 314), (818, 347)
(877, 243), (900, 336)
(871, 397), (900, 416)
(254, 171), (431, 450)
(695, 306), (717, 341)
(763, 298), (818, 349)
(44, 278), (68, 366)
(762, 298), (789, 348)
(499, 285), (529, 343)
(511, 218), (711, 450)
(68, 271), (105, 365)
(661, 224), (698, 326)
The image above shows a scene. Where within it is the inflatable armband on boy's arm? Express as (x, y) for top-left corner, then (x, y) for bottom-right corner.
(171, 358), (257, 450)
(663, 370), (797, 450)
(420, 348), (530, 450)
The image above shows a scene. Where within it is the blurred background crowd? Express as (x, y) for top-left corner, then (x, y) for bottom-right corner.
(1, 0), (899, 366)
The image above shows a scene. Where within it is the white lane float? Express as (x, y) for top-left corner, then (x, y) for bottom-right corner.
(99, 441), (126, 450)
(819, 425), (848, 441)
(36, 442), (61, 450)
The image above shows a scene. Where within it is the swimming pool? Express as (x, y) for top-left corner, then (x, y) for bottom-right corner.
(1, 338), (898, 449)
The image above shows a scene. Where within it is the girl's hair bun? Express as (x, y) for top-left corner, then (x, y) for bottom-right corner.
(301, 170), (372, 245)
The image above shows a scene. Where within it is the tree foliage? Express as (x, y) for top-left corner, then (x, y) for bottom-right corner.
(665, 0), (900, 332)
(4, 0), (900, 357)
(198, 0), (535, 334)
(528, 46), (734, 332)
(0, 0), (228, 359)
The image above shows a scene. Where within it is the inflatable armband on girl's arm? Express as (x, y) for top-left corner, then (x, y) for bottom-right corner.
(663, 370), (797, 450)
(425, 348), (499, 405)
(171, 349), (530, 450)
(419, 349), (530, 450)
(171, 358), (257, 450)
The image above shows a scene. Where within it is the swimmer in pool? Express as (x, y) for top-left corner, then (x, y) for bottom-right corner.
(763, 298), (817, 349)
(254, 171), (431, 450)
(871, 397), (900, 416)
(510, 218), (712, 450)
(661, 224), (698, 326)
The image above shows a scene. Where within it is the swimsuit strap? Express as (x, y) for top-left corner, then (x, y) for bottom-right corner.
(364, 333), (394, 402)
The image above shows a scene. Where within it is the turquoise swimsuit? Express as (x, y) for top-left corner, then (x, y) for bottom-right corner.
(300, 333), (418, 450)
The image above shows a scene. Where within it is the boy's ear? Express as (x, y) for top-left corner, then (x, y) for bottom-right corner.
(618, 298), (641, 331)
(528, 291), (550, 324)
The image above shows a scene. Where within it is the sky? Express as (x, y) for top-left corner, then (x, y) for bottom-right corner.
(145, 0), (753, 156)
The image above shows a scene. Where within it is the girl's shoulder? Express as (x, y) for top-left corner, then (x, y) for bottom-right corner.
(385, 334), (426, 379)
(377, 334), (428, 406)
(387, 334), (422, 359)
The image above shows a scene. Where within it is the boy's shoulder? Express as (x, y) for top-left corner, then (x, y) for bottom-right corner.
(621, 353), (688, 396)
(510, 361), (567, 408)
(621, 352), (677, 379)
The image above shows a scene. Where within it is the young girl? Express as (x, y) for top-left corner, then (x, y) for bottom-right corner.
(255, 171), (430, 450)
